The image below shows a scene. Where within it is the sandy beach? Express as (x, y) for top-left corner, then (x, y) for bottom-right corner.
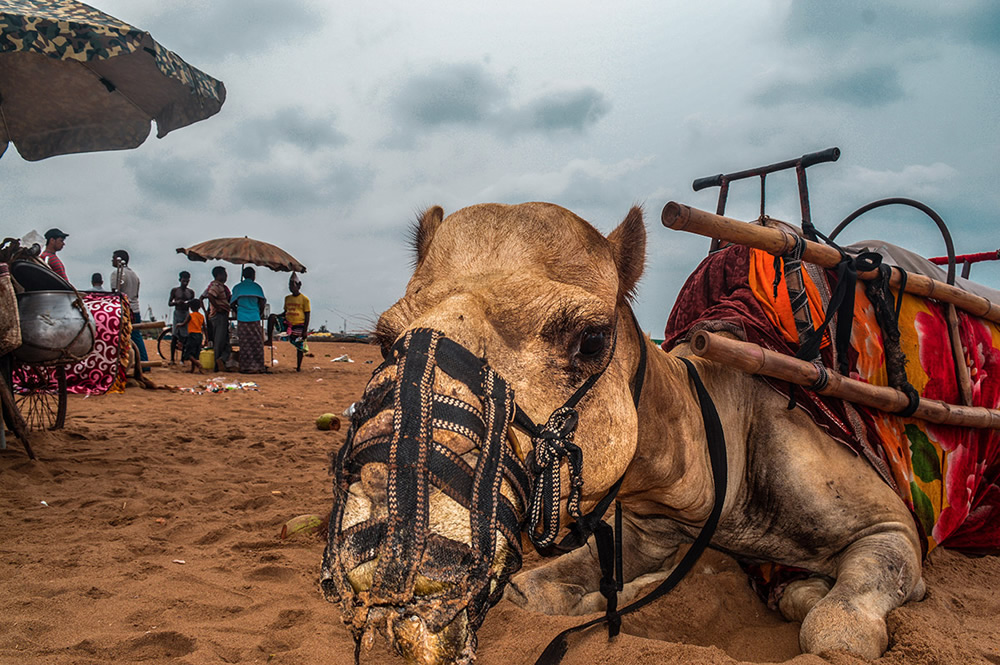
(1, 338), (998, 665)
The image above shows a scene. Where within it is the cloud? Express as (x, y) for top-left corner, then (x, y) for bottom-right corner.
(386, 62), (610, 145)
(391, 63), (508, 130)
(837, 162), (959, 200)
(478, 157), (652, 218)
(501, 87), (611, 135)
(784, 0), (1000, 52)
(231, 162), (373, 214)
(752, 65), (905, 108)
(784, 1), (926, 44)
(961, 2), (1000, 52)
(144, 0), (324, 61)
(128, 154), (215, 207)
(228, 107), (347, 160)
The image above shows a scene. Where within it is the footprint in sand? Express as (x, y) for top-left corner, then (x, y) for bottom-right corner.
(113, 630), (196, 661)
(245, 565), (297, 582)
(269, 608), (312, 631)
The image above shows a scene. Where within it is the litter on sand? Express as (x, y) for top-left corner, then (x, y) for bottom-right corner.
(331, 354), (354, 363)
(180, 381), (260, 395)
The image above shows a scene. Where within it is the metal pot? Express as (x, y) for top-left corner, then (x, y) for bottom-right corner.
(14, 291), (95, 365)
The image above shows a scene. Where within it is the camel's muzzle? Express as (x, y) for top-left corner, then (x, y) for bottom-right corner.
(321, 329), (531, 664)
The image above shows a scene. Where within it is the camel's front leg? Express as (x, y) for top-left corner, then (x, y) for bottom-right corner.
(796, 527), (925, 659)
(505, 513), (685, 616)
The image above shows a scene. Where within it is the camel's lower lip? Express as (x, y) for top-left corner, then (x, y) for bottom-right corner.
(351, 606), (472, 665)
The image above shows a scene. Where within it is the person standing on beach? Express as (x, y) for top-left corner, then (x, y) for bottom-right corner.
(268, 273), (310, 372)
(229, 266), (267, 374)
(168, 271), (195, 365)
(181, 299), (205, 373)
(90, 273), (104, 291)
(110, 249), (148, 367)
(40, 228), (70, 283)
(201, 266), (234, 372)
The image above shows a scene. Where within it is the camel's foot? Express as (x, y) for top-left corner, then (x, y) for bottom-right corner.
(779, 576), (832, 623)
(506, 566), (672, 617)
(506, 570), (593, 616)
(799, 597), (888, 660)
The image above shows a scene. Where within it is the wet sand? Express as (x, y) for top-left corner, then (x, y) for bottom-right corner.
(1, 340), (997, 664)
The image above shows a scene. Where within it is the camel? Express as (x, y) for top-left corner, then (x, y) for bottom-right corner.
(321, 202), (925, 665)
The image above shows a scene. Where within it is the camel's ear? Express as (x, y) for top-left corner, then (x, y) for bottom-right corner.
(411, 206), (444, 266)
(607, 206), (646, 303)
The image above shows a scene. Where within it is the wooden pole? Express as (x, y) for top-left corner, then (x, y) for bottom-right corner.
(945, 304), (974, 406)
(689, 330), (1000, 430)
(662, 202), (1000, 325)
(0, 372), (35, 459)
(131, 321), (166, 331)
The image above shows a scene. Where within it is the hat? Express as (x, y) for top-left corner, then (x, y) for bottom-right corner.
(44, 228), (69, 240)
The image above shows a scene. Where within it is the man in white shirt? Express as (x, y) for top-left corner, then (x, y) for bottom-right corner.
(110, 249), (148, 367)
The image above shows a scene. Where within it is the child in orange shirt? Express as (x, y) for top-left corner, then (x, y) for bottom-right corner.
(182, 299), (206, 373)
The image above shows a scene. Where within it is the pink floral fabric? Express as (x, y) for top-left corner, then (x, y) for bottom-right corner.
(13, 292), (129, 396)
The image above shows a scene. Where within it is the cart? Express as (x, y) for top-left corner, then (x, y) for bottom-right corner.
(1, 240), (96, 458)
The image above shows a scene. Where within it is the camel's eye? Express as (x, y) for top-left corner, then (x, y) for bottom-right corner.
(577, 328), (608, 360)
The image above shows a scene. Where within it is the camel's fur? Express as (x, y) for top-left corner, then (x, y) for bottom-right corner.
(336, 202), (924, 663)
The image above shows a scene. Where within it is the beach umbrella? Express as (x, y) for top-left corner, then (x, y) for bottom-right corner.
(0, 0), (226, 161)
(176, 237), (307, 274)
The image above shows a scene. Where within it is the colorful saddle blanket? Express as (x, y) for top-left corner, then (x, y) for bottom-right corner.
(664, 243), (1000, 555)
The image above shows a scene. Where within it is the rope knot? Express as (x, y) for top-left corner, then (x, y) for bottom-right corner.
(526, 406), (585, 548)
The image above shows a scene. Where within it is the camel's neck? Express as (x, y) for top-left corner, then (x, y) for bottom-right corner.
(621, 337), (730, 523)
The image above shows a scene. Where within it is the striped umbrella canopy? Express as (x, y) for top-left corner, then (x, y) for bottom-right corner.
(0, 0), (226, 161)
(177, 237), (306, 273)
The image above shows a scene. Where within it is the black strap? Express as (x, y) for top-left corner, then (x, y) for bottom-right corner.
(520, 307), (647, 553)
(549, 307), (648, 555)
(534, 356), (728, 665)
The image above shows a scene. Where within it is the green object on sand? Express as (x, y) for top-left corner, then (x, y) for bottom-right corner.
(316, 413), (340, 431)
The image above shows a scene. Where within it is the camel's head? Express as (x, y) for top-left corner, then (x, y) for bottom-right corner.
(321, 203), (646, 664)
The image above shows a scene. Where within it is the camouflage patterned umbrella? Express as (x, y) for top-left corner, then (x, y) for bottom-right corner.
(177, 237), (307, 274)
(0, 0), (226, 161)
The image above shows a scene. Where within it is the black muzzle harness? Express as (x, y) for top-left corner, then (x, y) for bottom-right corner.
(322, 326), (530, 657)
(323, 309), (728, 665)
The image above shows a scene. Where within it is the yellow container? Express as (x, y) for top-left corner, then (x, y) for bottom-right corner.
(200, 349), (215, 371)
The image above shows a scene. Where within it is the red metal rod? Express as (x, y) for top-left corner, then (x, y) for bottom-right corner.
(929, 250), (1000, 265)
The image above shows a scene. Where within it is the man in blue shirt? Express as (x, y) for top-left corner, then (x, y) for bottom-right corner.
(230, 267), (267, 373)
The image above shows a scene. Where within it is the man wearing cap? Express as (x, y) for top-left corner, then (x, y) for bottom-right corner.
(40, 228), (69, 282)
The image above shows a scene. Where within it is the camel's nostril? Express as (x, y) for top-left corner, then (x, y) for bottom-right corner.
(361, 462), (388, 503)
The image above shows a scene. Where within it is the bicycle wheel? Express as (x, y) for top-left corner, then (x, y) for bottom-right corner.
(157, 326), (171, 360)
(14, 364), (67, 430)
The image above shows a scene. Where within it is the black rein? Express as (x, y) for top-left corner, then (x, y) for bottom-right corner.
(534, 353), (728, 665)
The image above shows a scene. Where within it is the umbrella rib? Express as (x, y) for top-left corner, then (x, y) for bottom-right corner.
(78, 60), (158, 122)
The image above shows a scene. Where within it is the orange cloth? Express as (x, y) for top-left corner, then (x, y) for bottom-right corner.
(187, 310), (205, 335)
(748, 248), (830, 348)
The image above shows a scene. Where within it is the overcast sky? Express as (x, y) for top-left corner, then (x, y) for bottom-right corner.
(4, 0), (999, 336)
